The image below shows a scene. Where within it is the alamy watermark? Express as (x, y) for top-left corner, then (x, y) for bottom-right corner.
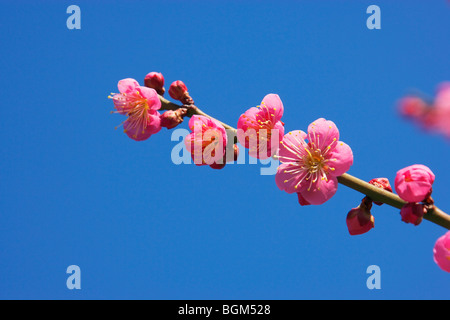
(171, 127), (280, 176)
(366, 5), (381, 30)
(66, 265), (81, 289)
(366, 265), (381, 289)
(66, 5), (81, 30)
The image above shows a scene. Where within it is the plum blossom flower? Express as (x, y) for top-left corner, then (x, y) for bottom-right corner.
(275, 118), (353, 205)
(394, 164), (435, 203)
(184, 115), (228, 167)
(237, 94), (284, 159)
(433, 231), (450, 273)
(109, 78), (162, 141)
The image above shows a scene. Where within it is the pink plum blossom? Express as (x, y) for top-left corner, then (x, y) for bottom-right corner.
(110, 78), (162, 141)
(400, 202), (427, 226)
(237, 94), (285, 159)
(275, 118), (353, 205)
(433, 230), (450, 273)
(184, 115), (228, 167)
(394, 164), (435, 203)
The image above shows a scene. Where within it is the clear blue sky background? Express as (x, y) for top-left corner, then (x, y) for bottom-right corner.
(0, 0), (449, 299)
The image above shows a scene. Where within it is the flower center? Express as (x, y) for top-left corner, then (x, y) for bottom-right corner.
(126, 98), (150, 133)
(305, 149), (325, 174)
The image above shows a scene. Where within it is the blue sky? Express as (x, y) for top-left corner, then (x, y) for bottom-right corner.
(0, 0), (449, 299)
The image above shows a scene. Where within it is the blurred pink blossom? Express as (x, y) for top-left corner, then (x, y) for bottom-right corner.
(433, 230), (450, 273)
(398, 81), (450, 139)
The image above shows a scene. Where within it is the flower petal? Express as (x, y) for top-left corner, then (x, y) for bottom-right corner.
(138, 86), (161, 111)
(118, 78), (140, 94)
(123, 113), (160, 141)
(300, 175), (338, 205)
(307, 118), (339, 152)
(297, 192), (311, 206)
(188, 115), (210, 131)
(275, 163), (308, 194)
(327, 140), (353, 176)
(261, 93), (284, 122)
(278, 130), (308, 163)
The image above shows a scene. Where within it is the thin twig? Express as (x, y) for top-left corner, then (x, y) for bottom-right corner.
(159, 95), (450, 230)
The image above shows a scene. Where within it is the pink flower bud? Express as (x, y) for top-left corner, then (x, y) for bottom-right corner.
(169, 80), (189, 101)
(394, 164), (435, 203)
(144, 72), (165, 95)
(160, 108), (187, 129)
(400, 202), (427, 226)
(369, 178), (393, 206)
(433, 231), (450, 273)
(346, 204), (374, 236)
(233, 144), (239, 162)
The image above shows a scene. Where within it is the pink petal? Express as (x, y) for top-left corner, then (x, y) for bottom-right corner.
(307, 118), (339, 152)
(275, 163), (308, 194)
(188, 115), (210, 131)
(123, 113), (161, 141)
(261, 93), (284, 122)
(138, 86), (161, 111)
(297, 193), (311, 206)
(299, 175), (338, 205)
(237, 107), (260, 131)
(118, 78), (140, 94)
(327, 140), (353, 176)
(278, 130), (308, 163)
(112, 93), (129, 115)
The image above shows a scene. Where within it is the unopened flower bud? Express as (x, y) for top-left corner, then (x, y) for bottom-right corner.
(369, 177), (393, 206)
(233, 144), (239, 162)
(169, 80), (194, 105)
(346, 203), (374, 236)
(400, 202), (427, 226)
(144, 72), (165, 95)
(160, 108), (187, 129)
(395, 164), (435, 203)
